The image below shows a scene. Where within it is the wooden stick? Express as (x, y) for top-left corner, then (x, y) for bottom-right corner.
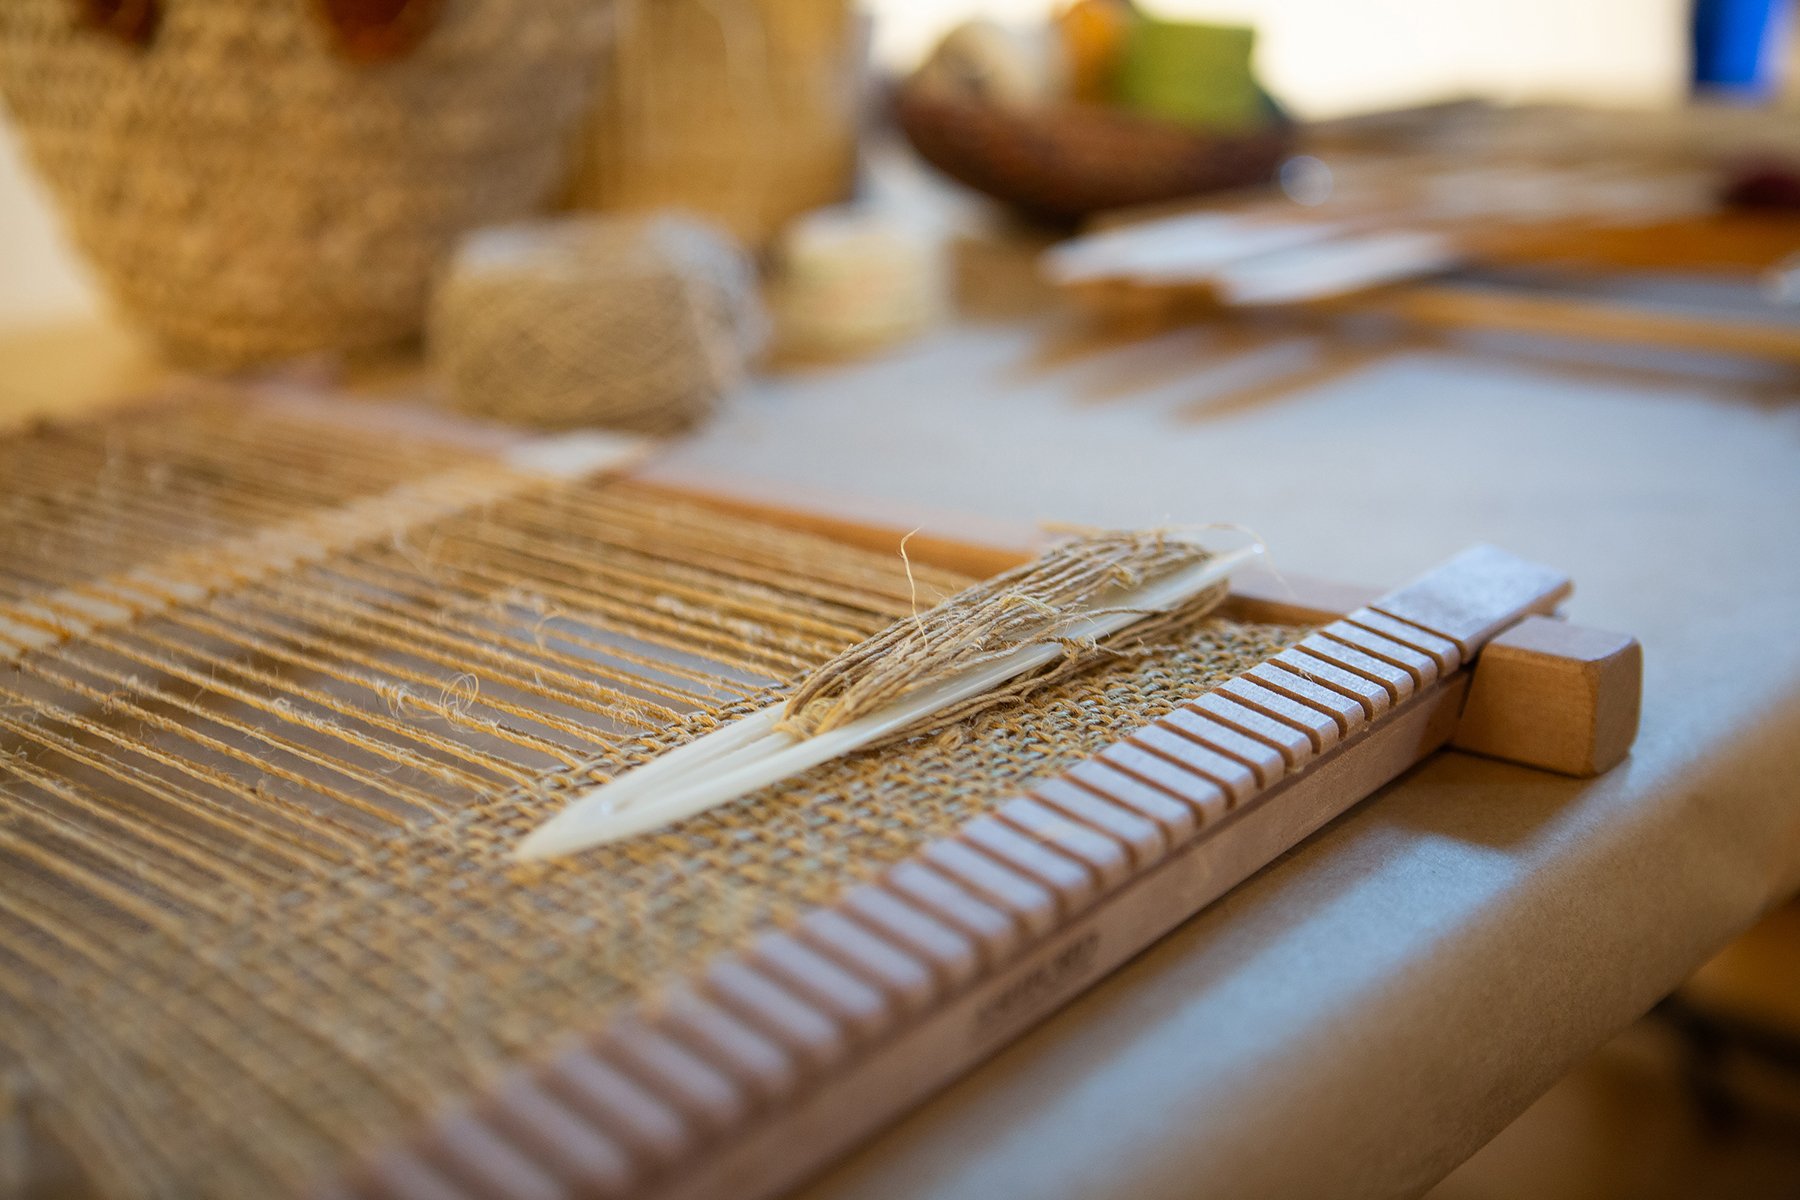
(1350, 284), (1800, 366)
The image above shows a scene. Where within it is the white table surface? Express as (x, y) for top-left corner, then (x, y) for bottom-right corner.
(650, 316), (1800, 1199)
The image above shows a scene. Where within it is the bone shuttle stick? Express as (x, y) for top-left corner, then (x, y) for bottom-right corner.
(515, 543), (1263, 858)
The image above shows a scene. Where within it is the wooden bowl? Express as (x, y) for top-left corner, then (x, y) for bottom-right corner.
(895, 82), (1292, 222)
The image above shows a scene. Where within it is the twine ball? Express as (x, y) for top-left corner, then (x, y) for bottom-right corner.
(430, 213), (766, 434)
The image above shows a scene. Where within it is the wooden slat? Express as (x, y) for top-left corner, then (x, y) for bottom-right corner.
(1015, 784), (1166, 867)
(1345, 609), (1463, 673)
(1099, 741), (1235, 820)
(700, 960), (849, 1075)
(1216, 676), (1342, 752)
(1370, 543), (1570, 655)
(1316, 621), (1439, 687)
(881, 862), (1022, 967)
(838, 885), (983, 992)
(750, 933), (894, 1044)
(1135, 720), (1266, 798)
(361, 1148), (482, 1200)
(1296, 634), (1417, 702)
(921, 841), (1062, 939)
(1165, 703), (1296, 784)
(541, 1048), (694, 1168)
(997, 798), (1135, 889)
(1058, 762), (1203, 844)
(654, 986), (802, 1106)
(598, 1021), (752, 1136)
(483, 1074), (640, 1198)
(796, 910), (941, 1017)
(642, 674), (1476, 1200)
(1355, 284), (1800, 367)
(422, 1111), (566, 1200)
(1269, 651), (1391, 719)
(1186, 691), (1317, 768)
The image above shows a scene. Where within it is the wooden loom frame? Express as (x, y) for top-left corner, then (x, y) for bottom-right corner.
(336, 474), (1644, 1200)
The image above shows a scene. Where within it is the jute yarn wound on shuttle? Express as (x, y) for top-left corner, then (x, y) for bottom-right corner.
(0, 396), (1300, 1197)
(0, 0), (611, 367)
(781, 531), (1227, 741)
(431, 214), (766, 434)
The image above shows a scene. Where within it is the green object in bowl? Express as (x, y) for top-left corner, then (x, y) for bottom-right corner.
(1116, 17), (1265, 132)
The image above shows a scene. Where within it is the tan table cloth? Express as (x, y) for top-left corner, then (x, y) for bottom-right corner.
(650, 320), (1800, 1199)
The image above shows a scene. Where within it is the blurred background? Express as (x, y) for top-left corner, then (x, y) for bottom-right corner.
(2, 2), (1798, 1197)
(868, 0), (1698, 106)
(2, 0), (1793, 328)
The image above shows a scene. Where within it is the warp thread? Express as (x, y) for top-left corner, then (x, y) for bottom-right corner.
(429, 213), (767, 435)
(779, 530), (1227, 744)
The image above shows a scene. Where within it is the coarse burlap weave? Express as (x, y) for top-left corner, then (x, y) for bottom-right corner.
(0, 395), (1302, 1198)
(0, 0), (612, 369)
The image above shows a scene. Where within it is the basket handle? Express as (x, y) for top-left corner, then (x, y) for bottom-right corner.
(314, 0), (446, 63)
(74, 0), (159, 48)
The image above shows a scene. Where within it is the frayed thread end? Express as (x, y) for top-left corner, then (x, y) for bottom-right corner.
(778, 529), (1227, 744)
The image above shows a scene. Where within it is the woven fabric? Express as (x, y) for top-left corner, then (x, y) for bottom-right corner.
(0, 0), (611, 368)
(0, 396), (1301, 1198)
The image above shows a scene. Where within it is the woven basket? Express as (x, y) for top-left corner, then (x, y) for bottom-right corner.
(565, 0), (860, 249)
(0, 0), (613, 368)
(896, 81), (1292, 223)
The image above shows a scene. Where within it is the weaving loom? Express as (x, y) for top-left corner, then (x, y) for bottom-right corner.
(0, 388), (1640, 1200)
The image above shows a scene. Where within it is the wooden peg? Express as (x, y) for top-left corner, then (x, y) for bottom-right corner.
(1450, 615), (1642, 777)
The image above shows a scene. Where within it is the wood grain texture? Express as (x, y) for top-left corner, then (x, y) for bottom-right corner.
(1451, 615), (1643, 777)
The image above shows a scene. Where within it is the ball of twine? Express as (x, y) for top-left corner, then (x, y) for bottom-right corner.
(430, 213), (766, 434)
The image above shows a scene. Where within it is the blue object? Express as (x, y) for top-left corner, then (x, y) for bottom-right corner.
(1692, 0), (1793, 97)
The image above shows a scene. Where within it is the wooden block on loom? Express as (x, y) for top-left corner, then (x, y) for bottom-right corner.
(1451, 615), (1642, 777)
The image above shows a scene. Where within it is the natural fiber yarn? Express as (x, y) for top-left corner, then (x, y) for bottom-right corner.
(430, 213), (766, 434)
(780, 530), (1225, 742)
(0, 0), (612, 369)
